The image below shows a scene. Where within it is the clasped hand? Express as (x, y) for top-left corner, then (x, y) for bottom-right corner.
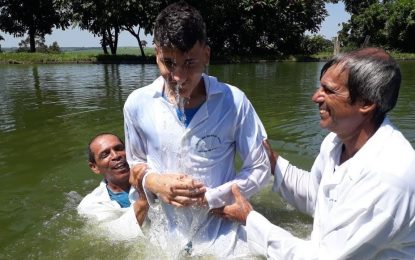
(146, 173), (207, 207)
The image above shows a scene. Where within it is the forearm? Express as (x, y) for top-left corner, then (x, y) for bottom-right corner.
(206, 144), (271, 209)
(133, 197), (149, 226)
(273, 156), (318, 215)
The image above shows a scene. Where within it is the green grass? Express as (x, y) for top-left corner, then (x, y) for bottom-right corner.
(1, 47), (414, 64)
(311, 50), (415, 61)
(0, 47), (155, 64)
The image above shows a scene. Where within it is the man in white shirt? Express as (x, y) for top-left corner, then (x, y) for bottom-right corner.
(218, 48), (415, 259)
(124, 2), (271, 257)
(78, 133), (149, 240)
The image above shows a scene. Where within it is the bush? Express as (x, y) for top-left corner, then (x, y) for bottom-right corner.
(16, 36), (61, 53)
(301, 35), (333, 55)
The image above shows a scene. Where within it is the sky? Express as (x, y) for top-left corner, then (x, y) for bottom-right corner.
(0, 3), (350, 48)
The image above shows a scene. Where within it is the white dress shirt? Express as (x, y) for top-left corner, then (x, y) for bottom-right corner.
(123, 74), (271, 257)
(247, 118), (415, 259)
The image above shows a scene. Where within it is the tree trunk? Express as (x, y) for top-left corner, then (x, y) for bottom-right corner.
(106, 27), (118, 55)
(101, 30), (108, 54)
(29, 27), (36, 53)
(126, 27), (146, 58)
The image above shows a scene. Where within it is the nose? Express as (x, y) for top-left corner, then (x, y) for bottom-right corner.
(312, 87), (324, 103)
(170, 66), (187, 85)
(110, 149), (122, 160)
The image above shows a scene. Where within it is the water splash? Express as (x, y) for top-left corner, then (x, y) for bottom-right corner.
(175, 84), (187, 126)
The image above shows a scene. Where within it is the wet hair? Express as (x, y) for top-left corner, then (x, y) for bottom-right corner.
(154, 1), (206, 52)
(320, 47), (401, 124)
(87, 133), (124, 164)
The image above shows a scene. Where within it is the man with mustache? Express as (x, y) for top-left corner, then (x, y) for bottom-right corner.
(78, 133), (149, 240)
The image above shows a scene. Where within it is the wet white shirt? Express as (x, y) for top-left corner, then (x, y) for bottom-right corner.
(246, 118), (415, 259)
(77, 181), (144, 240)
(123, 74), (271, 257)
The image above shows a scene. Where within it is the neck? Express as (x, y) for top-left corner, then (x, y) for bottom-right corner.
(106, 181), (130, 193)
(166, 78), (206, 108)
(339, 118), (380, 164)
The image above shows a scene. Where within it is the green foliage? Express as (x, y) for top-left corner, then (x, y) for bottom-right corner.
(48, 41), (61, 53)
(339, 0), (415, 52)
(0, 48), (156, 64)
(342, 0), (379, 15)
(68, 0), (162, 55)
(1, 0), (335, 57)
(0, 0), (70, 52)
(17, 36), (61, 53)
(300, 35), (333, 55)
(184, 0), (329, 56)
(385, 0), (415, 52)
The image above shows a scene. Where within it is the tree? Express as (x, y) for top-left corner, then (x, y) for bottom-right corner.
(0, 0), (70, 52)
(70, 0), (119, 55)
(17, 36), (48, 52)
(16, 36), (60, 53)
(0, 34), (3, 52)
(339, 0), (415, 52)
(301, 35), (333, 54)
(184, 0), (330, 56)
(48, 41), (61, 53)
(339, 3), (388, 48)
(140, 40), (147, 48)
(385, 0), (415, 52)
(69, 0), (162, 56)
(119, 0), (163, 57)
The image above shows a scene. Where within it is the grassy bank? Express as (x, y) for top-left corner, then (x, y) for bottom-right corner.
(311, 51), (415, 61)
(0, 47), (156, 64)
(1, 47), (414, 64)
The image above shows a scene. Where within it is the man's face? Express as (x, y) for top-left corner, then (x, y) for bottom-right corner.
(312, 64), (365, 138)
(89, 135), (130, 186)
(156, 41), (210, 98)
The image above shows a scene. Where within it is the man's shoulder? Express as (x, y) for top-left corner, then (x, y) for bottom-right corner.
(78, 182), (110, 209)
(365, 120), (415, 188)
(207, 76), (248, 108)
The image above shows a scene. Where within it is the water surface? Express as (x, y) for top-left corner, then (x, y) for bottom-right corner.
(0, 61), (414, 258)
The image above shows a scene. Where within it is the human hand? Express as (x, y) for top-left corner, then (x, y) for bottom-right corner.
(263, 139), (278, 175)
(210, 184), (253, 225)
(129, 163), (148, 197)
(146, 173), (206, 207)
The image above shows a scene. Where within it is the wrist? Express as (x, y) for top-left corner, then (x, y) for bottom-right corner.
(144, 172), (159, 193)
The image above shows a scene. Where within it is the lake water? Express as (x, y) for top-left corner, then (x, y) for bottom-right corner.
(0, 61), (414, 258)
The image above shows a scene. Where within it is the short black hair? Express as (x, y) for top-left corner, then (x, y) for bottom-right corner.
(87, 133), (124, 164)
(154, 1), (206, 52)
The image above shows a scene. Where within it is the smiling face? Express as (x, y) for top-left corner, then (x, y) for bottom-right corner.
(88, 134), (130, 190)
(156, 41), (210, 98)
(312, 64), (367, 139)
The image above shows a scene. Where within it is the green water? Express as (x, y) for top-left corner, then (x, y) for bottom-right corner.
(0, 62), (414, 258)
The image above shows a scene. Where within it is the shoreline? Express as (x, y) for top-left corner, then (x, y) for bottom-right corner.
(1, 52), (415, 65)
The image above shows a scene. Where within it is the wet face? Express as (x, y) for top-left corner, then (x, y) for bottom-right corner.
(312, 64), (366, 138)
(89, 135), (130, 187)
(156, 41), (210, 98)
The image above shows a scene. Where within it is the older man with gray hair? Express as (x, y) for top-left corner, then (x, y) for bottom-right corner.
(218, 47), (415, 259)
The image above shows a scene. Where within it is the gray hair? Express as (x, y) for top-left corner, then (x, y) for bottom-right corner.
(320, 48), (401, 124)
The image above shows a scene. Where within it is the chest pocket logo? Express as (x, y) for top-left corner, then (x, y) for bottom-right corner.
(196, 135), (221, 153)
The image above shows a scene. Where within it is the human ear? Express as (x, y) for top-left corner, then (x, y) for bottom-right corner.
(88, 161), (101, 175)
(359, 101), (376, 115)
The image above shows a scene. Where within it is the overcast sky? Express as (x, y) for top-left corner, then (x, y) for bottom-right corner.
(0, 3), (349, 48)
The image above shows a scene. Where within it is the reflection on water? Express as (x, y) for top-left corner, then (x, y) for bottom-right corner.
(0, 62), (414, 258)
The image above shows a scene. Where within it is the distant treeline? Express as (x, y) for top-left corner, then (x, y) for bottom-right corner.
(1, 0), (414, 57)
